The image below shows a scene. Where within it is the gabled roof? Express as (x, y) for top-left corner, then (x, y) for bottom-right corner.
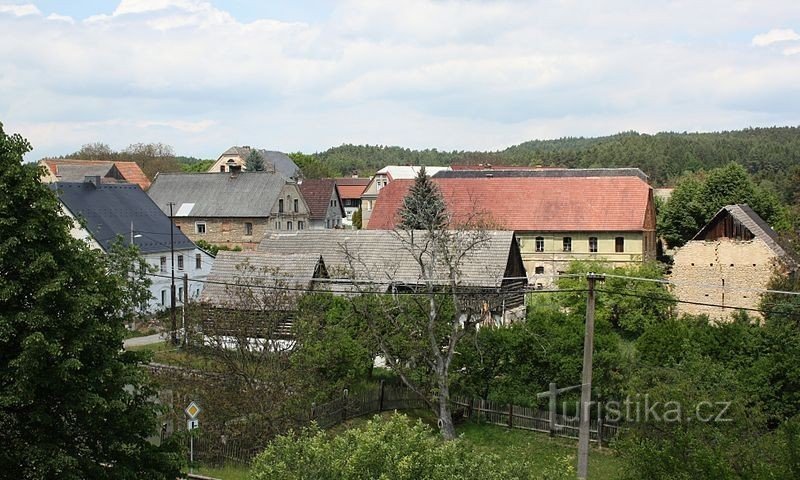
(147, 172), (289, 218)
(367, 175), (653, 232)
(335, 178), (370, 200)
(258, 230), (525, 288)
(298, 179), (344, 220)
(220, 146), (300, 179)
(375, 165), (452, 180)
(51, 181), (195, 254)
(693, 204), (794, 263)
(200, 251), (327, 307)
(41, 159), (151, 190)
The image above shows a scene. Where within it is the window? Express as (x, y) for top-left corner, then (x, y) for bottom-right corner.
(177, 255), (184, 271)
(195, 222), (206, 234)
(563, 237), (572, 252)
(615, 236), (625, 253)
(278, 199), (284, 213)
(298, 221), (305, 230)
(275, 221), (280, 230)
(244, 222), (253, 236)
(535, 236), (545, 253)
(534, 266), (545, 275)
(326, 219), (330, 228)
(219, 166), (225, 172)
(195, 253), (202, 270)
(160, 256), (167, 273)
(293, 199), (299, 213)
(161, 289), (167, 306)
(589, 237), (598, 253)
(287, 221), (293, 230)
(178, 287), (183, 301)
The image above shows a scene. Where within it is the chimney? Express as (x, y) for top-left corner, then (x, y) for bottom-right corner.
(351, 170), (359, 178)
(84, 175), (101, 187)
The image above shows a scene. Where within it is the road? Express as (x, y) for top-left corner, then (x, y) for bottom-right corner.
(123, 333), (164, 349)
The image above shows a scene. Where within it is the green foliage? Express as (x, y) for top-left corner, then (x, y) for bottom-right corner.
(556, 261), (675, 337)
(250, 413), (553, 480)
(106, 237), (156, 322)
(246, 149), (266, 171)
(660, 163), (788, 247)
(398, 166), (448, 231)
(291, 293), (375, 398)
(352, 206), (363, 229)
(179, 158), (215, 172)
(193, 239), (241, 255)
(0, 124), (181, 478)
(289, 152), (336, 179)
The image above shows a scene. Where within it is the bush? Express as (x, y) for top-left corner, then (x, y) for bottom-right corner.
(250, 413), (557, 480)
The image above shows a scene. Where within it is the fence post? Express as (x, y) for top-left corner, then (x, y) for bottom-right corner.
(379, 380), (385, 412)
(508, 404), (514, 428)
(548, 382), (557, 437)
(342, 388), (349, 423)
(467, 398), (473, 420)
(597, 416), (604, 448)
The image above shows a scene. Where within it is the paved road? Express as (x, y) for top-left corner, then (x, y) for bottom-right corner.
(124, 333), (165, 349)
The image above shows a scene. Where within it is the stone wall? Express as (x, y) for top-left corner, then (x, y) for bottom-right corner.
(670, 238), (779, 322)
(173, 217), (269, 250)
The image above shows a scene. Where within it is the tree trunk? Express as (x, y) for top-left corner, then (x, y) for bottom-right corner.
(436, 369), (457, 440)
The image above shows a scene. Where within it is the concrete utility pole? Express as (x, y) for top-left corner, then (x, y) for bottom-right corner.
(168, 202), (177, 345)
(577, 272), (605, 479)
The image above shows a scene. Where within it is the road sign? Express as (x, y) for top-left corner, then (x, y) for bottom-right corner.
(184, 401), (201, 419)
(187, 419), (199, 430)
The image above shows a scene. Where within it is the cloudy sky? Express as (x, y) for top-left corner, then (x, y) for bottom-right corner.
(1, 1), (799, 160)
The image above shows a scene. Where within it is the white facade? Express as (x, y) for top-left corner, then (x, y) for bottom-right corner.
(145, 248), (215, 312)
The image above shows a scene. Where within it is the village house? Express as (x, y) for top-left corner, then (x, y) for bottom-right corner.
(367, 168), (656, 288)
(51, 177), (214, 313)
(360, 165), (451, 228)
(335, 177), (370, 227)
(40, 158), (151, 190)
(298, 178), (345, 229)
(670, 204), (796, 321)
(258, 229), (528, 324)
(207, 145), (300, 179)
(147, 172), (311, 250)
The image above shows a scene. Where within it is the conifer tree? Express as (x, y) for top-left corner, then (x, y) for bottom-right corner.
(245, 149), (265, 171)
(398, 166), (448, 231)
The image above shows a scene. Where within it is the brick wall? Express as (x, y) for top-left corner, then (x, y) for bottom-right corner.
(670, 238), (779, 322)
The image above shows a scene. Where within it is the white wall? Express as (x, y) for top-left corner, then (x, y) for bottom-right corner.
(146, 248), (214, 313)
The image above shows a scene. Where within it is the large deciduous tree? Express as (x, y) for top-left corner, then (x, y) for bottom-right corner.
(0, 123), (181, 479)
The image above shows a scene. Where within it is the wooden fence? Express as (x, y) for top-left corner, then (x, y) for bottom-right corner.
(187, 381), (619, 467)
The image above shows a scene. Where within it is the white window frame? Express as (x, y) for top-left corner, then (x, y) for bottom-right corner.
(195, 222), (206, 234)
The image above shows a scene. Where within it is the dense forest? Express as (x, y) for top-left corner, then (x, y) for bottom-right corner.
(312, 127), (800, 204)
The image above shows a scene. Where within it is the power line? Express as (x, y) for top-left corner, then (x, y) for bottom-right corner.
(599, 272), (800, 297)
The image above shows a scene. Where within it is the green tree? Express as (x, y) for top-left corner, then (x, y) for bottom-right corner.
(352, 206), (363, 229)
(398, 166), (448, 231)
(246, 149), (265, 172)
(106, 237), (155, 325)
(0, 124), (181, 479)
(288, 152), (336, 179)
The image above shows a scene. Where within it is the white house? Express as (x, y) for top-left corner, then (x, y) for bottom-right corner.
(51, 177), (215, 313)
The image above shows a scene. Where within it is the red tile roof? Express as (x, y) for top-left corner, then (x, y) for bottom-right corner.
(299, 179), (339, 220)
(368, 176), (653, 232)
(42, 159), (151, 190)
(335, 178), (370, 200)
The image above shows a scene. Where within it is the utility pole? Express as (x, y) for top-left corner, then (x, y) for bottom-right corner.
(182, 273), (189, 347)
(577, 272), (604, 479)
(168, 202), (177, 346)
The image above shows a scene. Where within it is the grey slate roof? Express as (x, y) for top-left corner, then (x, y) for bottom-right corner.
(52, 163), (116, 182)
(258, 230), (524, 288)
(223, 146), (300, 179)
(147, 172), (288, 218)
(51, 181), (196, 254)
(433, 167), (649, 181)
(694, 204), (795, 264)
(200, 251), (327, 307)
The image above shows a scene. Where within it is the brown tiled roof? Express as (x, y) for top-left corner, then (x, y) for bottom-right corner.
(368, 176), (652, 232)
(335, 178), (370, 200)
(42, 159), (150, 190)
(299, 179), (338, 220)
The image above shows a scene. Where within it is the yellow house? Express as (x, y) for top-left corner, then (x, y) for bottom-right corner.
(366, 168), (657, 286)
(208, 146), (300, 179)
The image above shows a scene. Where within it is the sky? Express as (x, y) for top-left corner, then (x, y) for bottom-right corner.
(1, 1), (799, 160)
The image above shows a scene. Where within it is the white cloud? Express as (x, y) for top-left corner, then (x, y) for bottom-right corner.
(0, 3), (40, 16)
(1, 1), (800, 160)
(46, 13), (73, 23)
(783, 46), (800, 55)
(752, 28), (800, 46)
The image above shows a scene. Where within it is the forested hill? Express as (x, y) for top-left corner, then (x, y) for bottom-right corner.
(313, 127), (800, 202)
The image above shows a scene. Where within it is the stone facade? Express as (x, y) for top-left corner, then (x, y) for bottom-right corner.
(670, 238), (779, 321)
(173, 217), (271, 251)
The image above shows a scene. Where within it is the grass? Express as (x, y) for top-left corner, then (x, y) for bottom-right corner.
(192, 465), (249, 480)
(127, 341), (224, 371)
